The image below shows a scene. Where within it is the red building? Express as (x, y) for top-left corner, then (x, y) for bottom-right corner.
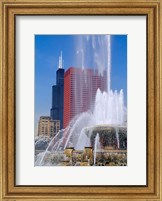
(64, 67), (107, 128)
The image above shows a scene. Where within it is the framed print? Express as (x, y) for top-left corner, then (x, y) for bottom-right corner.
(34, 34), (128, 168)
(0, 0), (161, 200)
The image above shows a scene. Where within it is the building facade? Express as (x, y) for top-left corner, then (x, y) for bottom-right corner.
(38, 116), (60, 137)
(50, 52), (64, 129)
(64, 67), (107, 128)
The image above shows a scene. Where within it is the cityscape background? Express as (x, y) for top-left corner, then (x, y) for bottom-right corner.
(35, 35), (127, 135)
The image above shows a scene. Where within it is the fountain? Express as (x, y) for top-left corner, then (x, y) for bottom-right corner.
(115, 127), (120, 149)
(35, 35), (127, 166)
(93, 133), (100, 165)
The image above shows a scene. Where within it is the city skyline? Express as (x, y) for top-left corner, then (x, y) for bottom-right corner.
(35, 35), (127, 134)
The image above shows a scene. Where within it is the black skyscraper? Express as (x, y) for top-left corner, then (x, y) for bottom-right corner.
(50, 52), (64, 129)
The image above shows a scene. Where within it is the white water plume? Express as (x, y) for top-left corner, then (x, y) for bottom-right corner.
(115, 127), (120, 149)
(93, 89), (125, 125)
(93, 133), (101, 165)
(75, 35), (111, 78)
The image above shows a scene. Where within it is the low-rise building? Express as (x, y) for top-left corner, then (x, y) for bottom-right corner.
(38, 116), (60, 137)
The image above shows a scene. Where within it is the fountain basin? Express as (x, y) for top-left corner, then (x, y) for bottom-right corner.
(83, 124), (127, 150)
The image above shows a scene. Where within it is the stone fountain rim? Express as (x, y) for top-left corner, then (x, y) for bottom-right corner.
(83, 124), (127, 130)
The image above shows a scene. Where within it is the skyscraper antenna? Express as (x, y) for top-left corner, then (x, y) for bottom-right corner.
(58, 51), (63, 69)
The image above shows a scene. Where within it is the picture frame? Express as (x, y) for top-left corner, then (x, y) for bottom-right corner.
(0, 0), (161, 200)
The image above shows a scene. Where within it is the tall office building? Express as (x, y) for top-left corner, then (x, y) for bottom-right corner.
(64, 67), (107, 128)
(50, 52), (64, 129)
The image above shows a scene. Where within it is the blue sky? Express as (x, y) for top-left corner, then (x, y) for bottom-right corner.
(35, 35), (127, 132)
